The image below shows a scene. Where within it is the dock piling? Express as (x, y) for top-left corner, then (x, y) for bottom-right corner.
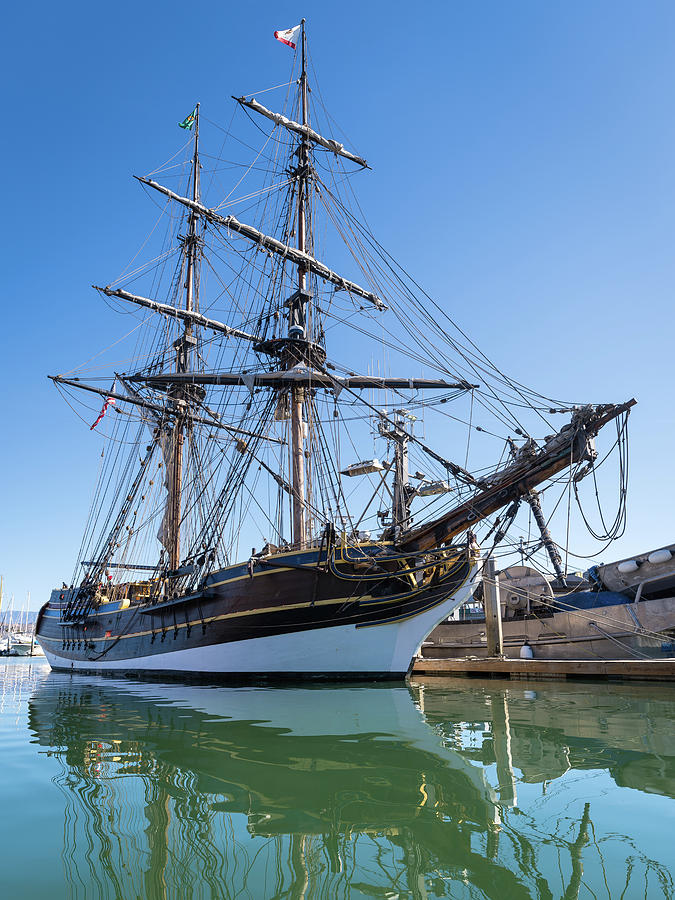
(484, 557), (504, 658)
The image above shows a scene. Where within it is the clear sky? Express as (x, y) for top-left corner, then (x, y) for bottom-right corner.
(3, 0), (675, 609)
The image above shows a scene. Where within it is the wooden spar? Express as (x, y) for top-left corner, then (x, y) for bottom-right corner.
(133, 370), (480, 487)
(168, 409), (184, 572)
(234, 97), (369, 168)
(400, 399), (636, 552)
(131, 372), (472, 390)
(95, 286), (257, 342)
(80, 561), (158, 571)
(50, 376), (179, 420)
(133, 177), (386, 310)
(115, 374), (162, 426)
(113, 376), (281, 444)
(48, 379), (286, 443)
(290, 18), (309, 548)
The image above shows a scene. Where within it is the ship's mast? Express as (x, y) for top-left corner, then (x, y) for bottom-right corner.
(168, 103), (200, 571)
(379, 414), (413, 537)
(289, 20), (309, 547)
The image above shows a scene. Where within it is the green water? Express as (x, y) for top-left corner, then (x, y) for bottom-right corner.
(1, 659), (674, 899)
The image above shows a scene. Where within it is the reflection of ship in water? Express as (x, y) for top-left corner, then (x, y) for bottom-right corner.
(28, 676), (675, 898)
(413, 677), (675, 800)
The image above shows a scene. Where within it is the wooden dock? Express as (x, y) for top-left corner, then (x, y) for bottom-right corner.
(411, 656), (675, 681)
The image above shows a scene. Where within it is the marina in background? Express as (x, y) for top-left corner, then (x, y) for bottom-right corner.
(0, 583), (43, 657)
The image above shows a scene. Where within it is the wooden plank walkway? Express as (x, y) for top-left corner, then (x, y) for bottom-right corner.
(411, 656), (675, 681)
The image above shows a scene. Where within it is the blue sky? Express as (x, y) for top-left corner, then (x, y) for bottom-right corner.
(2, 1), (675, 608)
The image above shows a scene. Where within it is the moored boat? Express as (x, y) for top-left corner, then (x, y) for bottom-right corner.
(36, 21), (633, 678)
(422, 543), (675, 661)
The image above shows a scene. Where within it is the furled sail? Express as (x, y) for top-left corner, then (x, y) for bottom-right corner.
(235, 97), (369, 168)
(135, 177), (386, 310)
(95, 287), (258, 342)
(133, 370), (474, 390)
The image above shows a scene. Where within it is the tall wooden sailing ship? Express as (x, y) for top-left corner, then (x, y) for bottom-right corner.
(36, 22), (634, 677)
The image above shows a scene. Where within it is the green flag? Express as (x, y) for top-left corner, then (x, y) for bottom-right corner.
(179, 106), (197, 130)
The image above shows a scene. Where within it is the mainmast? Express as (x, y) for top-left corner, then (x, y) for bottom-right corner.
(289, 20), (309, 547)
(168, 103), (201, 572)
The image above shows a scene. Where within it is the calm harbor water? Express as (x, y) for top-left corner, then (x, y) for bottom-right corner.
(1, 658), (674, 899)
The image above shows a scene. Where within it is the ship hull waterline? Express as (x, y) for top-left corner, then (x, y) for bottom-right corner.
(37, 545), (480, 679)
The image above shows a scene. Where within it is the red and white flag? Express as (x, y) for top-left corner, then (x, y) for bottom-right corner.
(274, 24), (301, 50)
(90, 395), (116, 430)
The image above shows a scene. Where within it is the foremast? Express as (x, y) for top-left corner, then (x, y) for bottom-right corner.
(168, 103), (201, 572)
